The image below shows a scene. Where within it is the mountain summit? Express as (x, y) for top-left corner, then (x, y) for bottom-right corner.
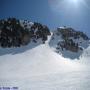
(49, 27), (89, 59)
(0, 18), (51, 48)
(0, 18), (90, 59)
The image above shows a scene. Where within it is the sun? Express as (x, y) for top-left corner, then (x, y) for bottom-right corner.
(73, 0), (78, 3)
(69, 0), (79, 4)
(48, 0), (89, 13)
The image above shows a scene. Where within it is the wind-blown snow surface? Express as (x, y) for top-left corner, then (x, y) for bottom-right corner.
(0, 36), (90, 90)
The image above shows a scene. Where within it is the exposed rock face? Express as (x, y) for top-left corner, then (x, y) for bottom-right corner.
(57, 27), (89, 40)
(54, 27), (89, 53)
(30, 22), (51, 43)
(56, 40), (79, 52)
(49, 27), (89, 59)
(0, 18), (51, 48)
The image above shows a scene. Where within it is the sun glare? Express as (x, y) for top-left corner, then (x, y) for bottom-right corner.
(69, 0), (79, 4)
(49, 0), (90, 13)
(73, 0), (78, 3)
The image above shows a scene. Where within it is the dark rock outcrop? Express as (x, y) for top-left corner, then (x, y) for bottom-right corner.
(0, 18), (51, 48)
(56, 27), (89, 52)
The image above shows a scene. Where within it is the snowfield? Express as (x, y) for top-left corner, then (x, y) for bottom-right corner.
(0, 36), (90, 90)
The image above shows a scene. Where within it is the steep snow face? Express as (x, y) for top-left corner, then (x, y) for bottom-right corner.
(0, 35), (90, 90)
(49, 28), (90, 59)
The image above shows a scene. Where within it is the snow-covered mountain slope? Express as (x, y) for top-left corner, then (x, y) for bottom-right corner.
(49, 27), (90, 59)
(0, 35), (90, 90)
(0, 18), (90, 90)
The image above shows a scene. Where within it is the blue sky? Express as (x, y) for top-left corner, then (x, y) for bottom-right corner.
(0, 0), (90, 36)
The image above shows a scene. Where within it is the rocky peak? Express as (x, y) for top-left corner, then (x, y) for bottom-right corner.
(49, 27), (89, 59)
(0, 18), (51, 48)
